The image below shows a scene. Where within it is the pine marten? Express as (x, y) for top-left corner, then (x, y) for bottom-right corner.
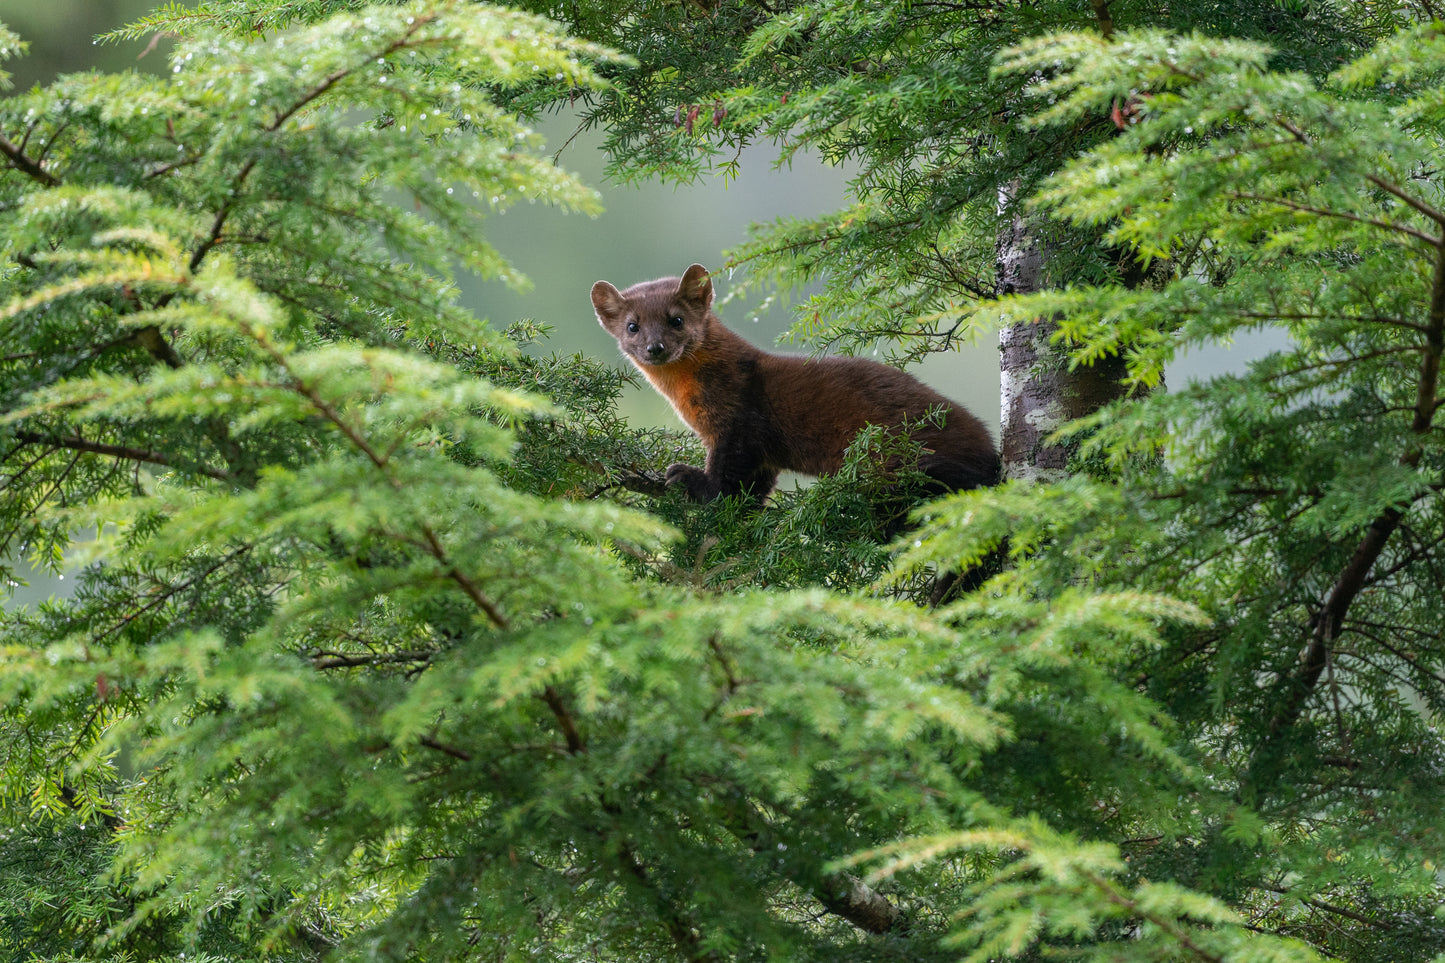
(591, 263), (999, 503)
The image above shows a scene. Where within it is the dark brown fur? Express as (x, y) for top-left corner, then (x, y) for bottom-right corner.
(591, 263), (999, 502)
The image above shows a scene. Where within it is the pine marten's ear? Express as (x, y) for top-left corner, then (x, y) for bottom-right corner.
(591, 280), (627, 333)
(679, 264), (713, 312)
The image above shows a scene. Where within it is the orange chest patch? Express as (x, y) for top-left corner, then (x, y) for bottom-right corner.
(638, 359), (714, 442)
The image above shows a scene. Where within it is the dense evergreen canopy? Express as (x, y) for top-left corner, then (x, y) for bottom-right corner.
(2, 1), (1443, 962)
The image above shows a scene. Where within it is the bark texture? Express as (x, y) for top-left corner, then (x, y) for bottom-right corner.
(996, 201), (1131, 481)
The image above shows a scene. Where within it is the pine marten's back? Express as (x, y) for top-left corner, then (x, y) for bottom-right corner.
(755, 353), (994, 481)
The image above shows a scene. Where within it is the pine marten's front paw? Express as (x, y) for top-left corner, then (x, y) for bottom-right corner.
(664, 463), (716, 502)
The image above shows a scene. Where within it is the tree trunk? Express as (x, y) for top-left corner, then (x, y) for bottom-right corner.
(996, 191), (1131, 481)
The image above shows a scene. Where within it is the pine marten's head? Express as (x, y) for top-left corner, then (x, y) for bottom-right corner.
(591, 263), (714, 367)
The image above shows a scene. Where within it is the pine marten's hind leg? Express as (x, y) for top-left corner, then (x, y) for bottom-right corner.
(917, 450), (1002, 496)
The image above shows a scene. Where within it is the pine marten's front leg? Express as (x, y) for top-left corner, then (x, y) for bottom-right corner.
(666, 431), (778, 502)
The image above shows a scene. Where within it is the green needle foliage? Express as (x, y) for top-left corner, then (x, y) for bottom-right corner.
(2, 2), (1444, 963)
(893, 21), (1445, 961)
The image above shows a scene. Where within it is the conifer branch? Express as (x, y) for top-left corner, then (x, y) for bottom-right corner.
(1271, 115), (1311, 146)
(188, 158), (255, 274)
(0, 439), (61, 492)
(1081, 870), (1226, 963)
(815, 874), (907, 934)
(1228, 309), (1427, 333)
(600, 468), (668, 498)
(146, 153), (205, 179)
(716, 800), (910, 936)
(91, 545), (253, 644)
(1226, 191), (1440, 246)
(311, 649), (436, 669)
(0, 129), (60, 187)
(1342, 620), (1445, 687)
(0, 448), (79, 547)
(1259, 884), (1395, 929)
(423, 524), (512, 631)
(184, 21), (433, 275)
(1249, 230), (1445, 791)
(263, 15), (435, 134)
(540, 685), (585, 754)
(705, 633), (740, 695)
(257, 331), (518, 631)
(617, 842), (722, 963)
(11, 430), (232, 481)
(1367, 173), (1445, 227)
(36, 118), (74, 171)
(419, 734), (473, 761)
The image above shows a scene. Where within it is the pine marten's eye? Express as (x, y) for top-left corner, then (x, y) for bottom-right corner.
(626, 321), (639, 333)
(668, 316), (685, 329)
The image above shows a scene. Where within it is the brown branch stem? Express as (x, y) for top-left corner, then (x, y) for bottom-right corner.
(419, 735), (473, 762)
(1082, 870), (1225, 963)
(312, 649), (436, 669)
(0, 129), (60, 186)
(540, 685), (585, 755)
(1367, 173), (1445, 227)
(12, 430), (231, 481)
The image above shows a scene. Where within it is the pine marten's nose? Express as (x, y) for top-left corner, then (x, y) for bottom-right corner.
(646, 341), (666, 359)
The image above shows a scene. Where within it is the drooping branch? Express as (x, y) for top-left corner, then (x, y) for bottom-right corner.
(12, 430), (232, 481)
(1081, 870), (1226, 963)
